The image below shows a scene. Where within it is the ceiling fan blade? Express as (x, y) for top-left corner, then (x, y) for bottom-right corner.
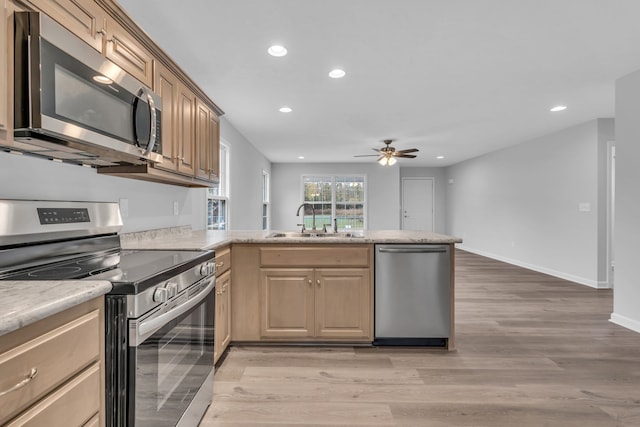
(353, 154), (380, 157)
(396, 148), (419, 154)
(393, 153), (417, 158)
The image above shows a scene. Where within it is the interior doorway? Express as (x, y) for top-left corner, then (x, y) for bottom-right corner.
(401, 177), (434, 231)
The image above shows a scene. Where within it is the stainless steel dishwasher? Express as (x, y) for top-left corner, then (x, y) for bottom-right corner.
(374, 244), (451, 346)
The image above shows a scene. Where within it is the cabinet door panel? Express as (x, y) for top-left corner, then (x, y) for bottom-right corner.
(29, 0), (105, 52)
(214, 270), (231, 364)
(177, 84), (196, 175)
(5, 363), (101, 427)
(260, 269), (314, 338)
(195, 100), (209, 180)
(153, 61), (178, 171)
(104, 18), (153, 86)
(315, 269), (371, 339)
(0, 310), (101, 424)
(208, 112), (220, 180)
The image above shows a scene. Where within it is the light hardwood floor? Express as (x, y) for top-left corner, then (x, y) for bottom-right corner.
(201, 250), (640, 426)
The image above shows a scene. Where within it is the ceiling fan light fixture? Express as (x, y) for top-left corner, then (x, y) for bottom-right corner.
(378, 155), (396, 166)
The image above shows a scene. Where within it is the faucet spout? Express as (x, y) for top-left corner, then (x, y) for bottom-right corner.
(295, 203), (316, 231)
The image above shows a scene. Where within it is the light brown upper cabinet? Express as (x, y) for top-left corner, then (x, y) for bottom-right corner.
(195, 100), (220, 182)
(153, 60), (179, 171)
(103, 16), (153, 87)
(27, 0), (106, 52)
(177, 83), (196, 176)
(27, 0), (153, 86)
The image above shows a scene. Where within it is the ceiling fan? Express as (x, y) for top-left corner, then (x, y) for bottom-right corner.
(354, 139), (419, 166)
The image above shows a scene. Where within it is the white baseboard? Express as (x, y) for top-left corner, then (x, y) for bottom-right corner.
(456, 244), (607, 289)
(610, 313), (640, 333)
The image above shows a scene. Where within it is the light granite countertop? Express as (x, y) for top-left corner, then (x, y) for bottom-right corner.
(0, 280), (112, 337)
(1, 228), (460, 337)
(120, 229), (462, 251)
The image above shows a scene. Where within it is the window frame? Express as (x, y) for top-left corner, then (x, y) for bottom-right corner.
(206, 141), (230, 230)
(262, 169), (270, 230)
(300, 174), (367, 231)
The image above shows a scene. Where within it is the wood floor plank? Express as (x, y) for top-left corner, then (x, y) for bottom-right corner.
(202, 401), (394, 426)
(200, 250), (640, 426)
(238, 366), (424, 385)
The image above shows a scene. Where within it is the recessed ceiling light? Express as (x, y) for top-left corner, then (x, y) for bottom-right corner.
(328, 69), (346, 79)
(268, 45), (287, 57)
(279, 107), (292, 113)
(298, 156), (305, 159)
(550, 105), (567, 112)
(92, 75), (113, 84)
(436, 156), (445, 159)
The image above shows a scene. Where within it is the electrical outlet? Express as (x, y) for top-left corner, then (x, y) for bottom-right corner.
(173, 201), (179, 216)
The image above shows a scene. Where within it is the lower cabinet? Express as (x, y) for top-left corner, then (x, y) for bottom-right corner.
(0, 297), (105, 427)
(230, 244), (373, 343)
(260, 267), (371, 340)
(214, 269), (231, 364)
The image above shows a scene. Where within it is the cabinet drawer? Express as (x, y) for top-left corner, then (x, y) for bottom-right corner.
(5, 363), (101, 427)
(0, 310), (101, 424)
(216, 246), (231, 276)
(260, 246), (370, 267)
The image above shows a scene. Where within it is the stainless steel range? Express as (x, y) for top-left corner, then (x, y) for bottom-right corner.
(0, 200), (215, 427)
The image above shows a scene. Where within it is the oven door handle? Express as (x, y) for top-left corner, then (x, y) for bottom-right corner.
(132, 277), (215, 346)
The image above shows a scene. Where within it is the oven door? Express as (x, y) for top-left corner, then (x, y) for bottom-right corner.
(128, 277), (215, 427)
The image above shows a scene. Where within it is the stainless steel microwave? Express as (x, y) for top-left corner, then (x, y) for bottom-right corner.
(13, 12), (162, 166)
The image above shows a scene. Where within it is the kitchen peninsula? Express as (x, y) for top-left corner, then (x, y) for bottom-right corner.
(121, 228), (462, 352)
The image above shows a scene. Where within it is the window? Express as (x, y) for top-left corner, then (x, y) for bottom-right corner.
(302, 175), (366, 231)
(207, 142), (229, 229)
(262, 170), (270, 230)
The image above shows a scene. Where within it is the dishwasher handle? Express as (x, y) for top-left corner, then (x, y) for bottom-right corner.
(378, 247), (448, 254)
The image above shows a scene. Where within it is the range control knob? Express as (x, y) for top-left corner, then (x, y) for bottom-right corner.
(199, 262), (215, 276)
(153, 287), (169, 303)
(165, 281), (178, 298)
(199, 264), (209, 276)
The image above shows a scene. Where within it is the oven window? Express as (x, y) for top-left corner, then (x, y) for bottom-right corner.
(131, 288), (214, 427)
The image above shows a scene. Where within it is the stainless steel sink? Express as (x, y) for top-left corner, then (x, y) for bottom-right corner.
(267, 231), (364, 238)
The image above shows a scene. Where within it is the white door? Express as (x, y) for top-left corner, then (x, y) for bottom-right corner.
(402, 178), (434, 231)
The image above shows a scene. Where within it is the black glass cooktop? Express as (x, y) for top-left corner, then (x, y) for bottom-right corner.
(2, 249), (214, 294)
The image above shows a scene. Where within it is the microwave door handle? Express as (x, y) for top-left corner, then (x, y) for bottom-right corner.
(137, 87), (157, 155)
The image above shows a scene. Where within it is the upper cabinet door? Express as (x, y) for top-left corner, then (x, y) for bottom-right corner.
(153, 60), (178, 171)
(177, 83), (196, 176)
(195, 99), (210, 180)
(208, 112), (220, 180)
(104, 17), (153, 87)
(28, 0), (106, 52)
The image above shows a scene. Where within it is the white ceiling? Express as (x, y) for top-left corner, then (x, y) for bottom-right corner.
(118, 0), (640, 167)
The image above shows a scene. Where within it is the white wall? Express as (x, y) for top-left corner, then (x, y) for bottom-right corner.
(445, 118), (614, 288)
(0, 150), (204, 233)
(612, 70), (640, 333)
(399, 167), (447, 233)
(270, 163), (400, 231)
(221, 116), (271, 230)
(0, 118), (270, 233)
